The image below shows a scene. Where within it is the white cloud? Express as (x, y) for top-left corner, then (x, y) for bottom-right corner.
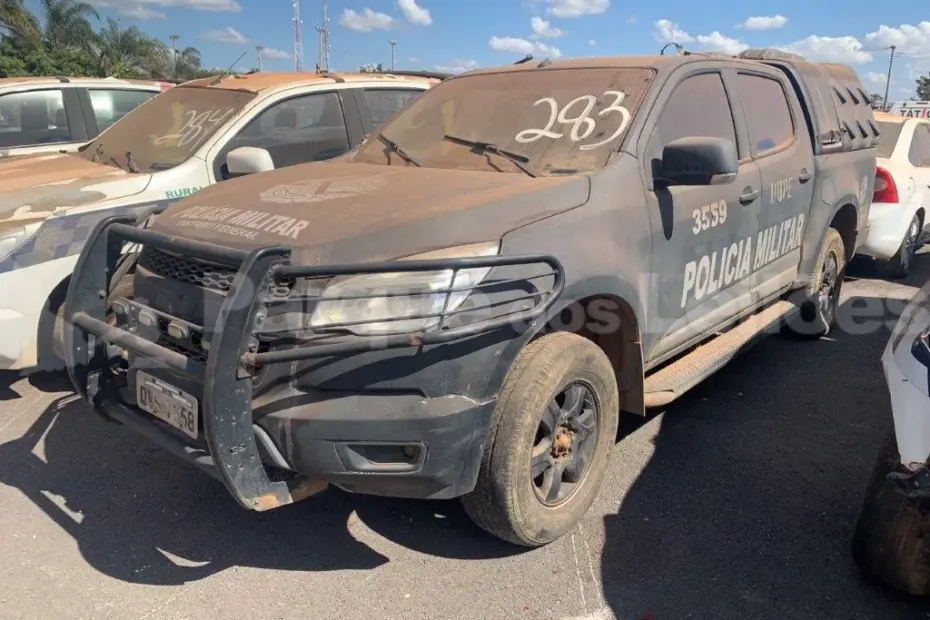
(865, 22), (930, 56)
(435, 59), (479, 73)
(588, 39), (596, 46)
(779, 35), (872, 64)
(544, 0), (608, 18)
(866, 72), (887, 86)
(653, 19), (694, 44)
(201, 26), (248, 44)
(738, 15), (787, 30)
(396, 0), (431, 26)
(89, 0), (240, 12)
(339, 8), (395, 32)
(696, 31), (748, 55)
(530, 16), (563, 38)
(489, 36), (561, 57)
(119, 5), (165, 19)
(262, 47), (290, 60)
(409, 56), (419, 62)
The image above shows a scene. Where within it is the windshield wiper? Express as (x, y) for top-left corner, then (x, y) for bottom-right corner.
(377, 134), (420, 167)
(442, 134), (536, 178)
(125, 151), (140, 173)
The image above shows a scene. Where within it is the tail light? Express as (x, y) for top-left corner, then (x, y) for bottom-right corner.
(873, 166), (899, 203)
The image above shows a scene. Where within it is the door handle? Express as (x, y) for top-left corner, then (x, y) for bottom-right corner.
(799, 168), (813, 183)
(739, 188), (759, 204)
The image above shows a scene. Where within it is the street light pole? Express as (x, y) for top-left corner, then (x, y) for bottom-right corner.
(169, 34), (179, 79)
(255, 45), (264, 73)
(388, 39), (396, 71)
(883, 45), (896, 112)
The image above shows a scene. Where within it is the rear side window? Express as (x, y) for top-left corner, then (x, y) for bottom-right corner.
(736, 73), (795, 157)
(0, 89), (70, 148)
(362, 89), (423, 127)
(88, 89), (156, 132)
(876, 121), (905, 158)
(916, 125), (930, 167)
(648, 72), (736, 172)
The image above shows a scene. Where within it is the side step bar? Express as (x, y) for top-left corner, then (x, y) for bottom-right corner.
(643, 300), (796, 407)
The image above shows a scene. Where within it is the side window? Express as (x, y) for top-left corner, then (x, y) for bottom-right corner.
(362, 89), (424, 128)
(648, 72), (736, 176)
(219, 91), (350, 177)
(0, 89), (70, 148)
(736, 74), (795, 157)
(909, 128), (922, 167)
(88, 89), (156, 132)
(916, 125), (930, 167)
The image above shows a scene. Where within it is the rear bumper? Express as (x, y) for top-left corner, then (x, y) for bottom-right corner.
(859, 201), (927, 260)
(65, 216), (559, 509)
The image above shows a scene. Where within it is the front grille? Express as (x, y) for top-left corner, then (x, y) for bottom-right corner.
(138, 247), (236, 292)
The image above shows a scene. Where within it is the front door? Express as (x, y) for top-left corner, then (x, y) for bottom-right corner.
(644, 70), (762, 360)
(734, 71), (815, 302)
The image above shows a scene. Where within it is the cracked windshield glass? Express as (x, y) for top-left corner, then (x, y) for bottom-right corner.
(76, 86), (257, 172)
(353, 67), (655, 176)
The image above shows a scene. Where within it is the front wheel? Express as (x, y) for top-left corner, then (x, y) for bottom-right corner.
(461, 332), (619, 547)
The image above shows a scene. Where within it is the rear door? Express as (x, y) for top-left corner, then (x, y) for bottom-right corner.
(0, 87), (87, 157)
(733, 71), (815, 302)
(643, 68), (763, 359)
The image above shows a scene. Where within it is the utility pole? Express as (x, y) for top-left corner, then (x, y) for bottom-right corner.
(388, 39), (397, 71)
(314, 0), (330, 71)
(292, 0), (303, 71)
(255, 45), (264, 73)
(883, 45), (896, 112)
(169, 34), (179, 79)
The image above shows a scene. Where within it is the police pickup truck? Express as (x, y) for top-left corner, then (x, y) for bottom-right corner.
(65, 49), (877, 546)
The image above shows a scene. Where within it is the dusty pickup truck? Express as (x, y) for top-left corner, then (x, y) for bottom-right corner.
(65, 49), (876, 546)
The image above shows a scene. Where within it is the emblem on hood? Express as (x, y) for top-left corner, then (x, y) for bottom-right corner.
(259, 175), (389, 204)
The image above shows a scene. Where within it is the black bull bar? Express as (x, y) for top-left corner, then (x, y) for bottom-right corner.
(64, 214), (563, 511)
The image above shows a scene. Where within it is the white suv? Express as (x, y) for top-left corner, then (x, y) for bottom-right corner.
(0, 70), (441, 371)
(0, 76), (168, 159)
(857, 112), (930, 277)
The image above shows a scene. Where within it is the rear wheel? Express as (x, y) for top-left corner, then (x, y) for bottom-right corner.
(785, 228), (845, 339)
(885, 214), (921, 279)
(461, 332), (619, 547)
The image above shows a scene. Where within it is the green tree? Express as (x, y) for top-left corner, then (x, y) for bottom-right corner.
(0, 0), (39, 43)
(93, 17), (165, 78)
(917, 75), (930, 101)
(39, 0), (98, 50)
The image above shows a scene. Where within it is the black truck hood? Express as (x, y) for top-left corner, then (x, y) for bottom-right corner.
(150, 161), (589, 265)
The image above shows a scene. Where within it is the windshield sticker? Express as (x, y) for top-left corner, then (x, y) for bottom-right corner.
(171, 205), (309, 240)
(165, 186), (203, 200)
(515, 91), (632, 151)
(259, 175), (390, 204)
(153, 108), (237, 151)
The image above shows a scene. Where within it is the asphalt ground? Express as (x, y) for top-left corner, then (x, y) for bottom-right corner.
(3, 252), (930, 620)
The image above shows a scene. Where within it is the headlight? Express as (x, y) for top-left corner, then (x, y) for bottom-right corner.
(310, 241), (500, 336)
(0, 220), (42, 262)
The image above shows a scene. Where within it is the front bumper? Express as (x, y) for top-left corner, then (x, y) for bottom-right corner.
(65, 215), (560, 509)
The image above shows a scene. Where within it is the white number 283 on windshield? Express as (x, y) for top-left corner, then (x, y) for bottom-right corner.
(514, 91), (632, 151)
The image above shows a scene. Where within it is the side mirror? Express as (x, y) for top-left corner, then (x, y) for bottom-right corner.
(227, 146), (275, 176)
(657, 137), (738, 186)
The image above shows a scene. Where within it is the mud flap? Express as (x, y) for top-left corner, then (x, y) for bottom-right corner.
(851, 430), (930, 595)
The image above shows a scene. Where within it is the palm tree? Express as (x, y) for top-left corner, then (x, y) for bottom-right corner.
(174, 46), (202, 80)
(39, 0), (98, 50)
(94, 17), (163, 78)
(0, 0), (40, 43)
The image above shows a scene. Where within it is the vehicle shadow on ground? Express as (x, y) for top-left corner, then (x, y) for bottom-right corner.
(600, 283), (930, 618)
(0, 394), (517, 586)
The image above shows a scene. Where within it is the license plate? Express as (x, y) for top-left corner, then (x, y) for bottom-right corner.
(136, 371), (199, 439)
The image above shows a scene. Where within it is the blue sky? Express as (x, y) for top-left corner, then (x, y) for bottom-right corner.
(28, 0), (930, 102)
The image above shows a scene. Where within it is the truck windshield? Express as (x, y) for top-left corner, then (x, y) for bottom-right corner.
(875, 121), (905, 159)
(76, 85), (257, 173)
(353, 67), (655, 176)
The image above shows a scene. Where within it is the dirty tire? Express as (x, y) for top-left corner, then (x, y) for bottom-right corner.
(785, 227), (846, 339)
(884, 214), (921, 280)
(461, 332), (619, 547)
(851, 431), (930, 595)
(37, 275), (134, 372)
